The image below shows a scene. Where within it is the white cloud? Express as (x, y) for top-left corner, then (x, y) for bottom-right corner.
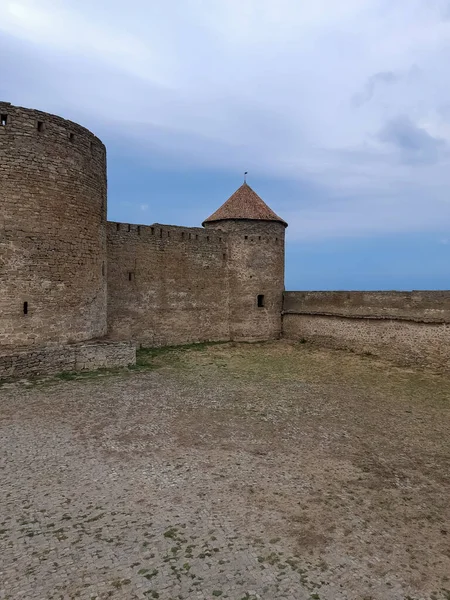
(2, 0), (450, 239)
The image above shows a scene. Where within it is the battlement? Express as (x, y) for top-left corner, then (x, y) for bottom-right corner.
(0, 101), (105, 158)
(108, 220), (280, 245)
(108, 221), (226, 245)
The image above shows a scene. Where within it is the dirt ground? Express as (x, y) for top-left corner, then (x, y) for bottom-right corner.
(0, 341), (449, 600)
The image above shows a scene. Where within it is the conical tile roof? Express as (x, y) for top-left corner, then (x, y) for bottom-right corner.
(202, 183), (287, 227)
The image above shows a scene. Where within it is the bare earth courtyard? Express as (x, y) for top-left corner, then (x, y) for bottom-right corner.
(1, 342), (449, 600)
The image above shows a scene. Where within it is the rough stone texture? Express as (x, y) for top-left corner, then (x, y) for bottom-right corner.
(204, 219), (286, 341)
(0, 102), (107, 348)
(107, 220), (285, 345)
(106, 223), (230, 346)
(283, 290), (450, 322)
(0, 341), (136, 379)
(282, 291), (450, 370)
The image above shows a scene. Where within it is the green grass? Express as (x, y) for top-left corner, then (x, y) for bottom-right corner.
(136, 340), (229, 365)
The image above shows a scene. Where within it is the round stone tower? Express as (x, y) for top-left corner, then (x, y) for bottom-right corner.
(0, 102), (107, 348)
(203, 182), (287, 341)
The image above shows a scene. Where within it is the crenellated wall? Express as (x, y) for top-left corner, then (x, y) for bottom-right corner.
(282, 291), (450, 370)
(106, 222), (230, 346)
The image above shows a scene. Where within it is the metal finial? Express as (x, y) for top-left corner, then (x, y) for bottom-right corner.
(244, 171), (248, 183)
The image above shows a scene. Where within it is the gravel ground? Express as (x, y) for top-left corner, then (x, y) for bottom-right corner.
(0, 341), (449, 600)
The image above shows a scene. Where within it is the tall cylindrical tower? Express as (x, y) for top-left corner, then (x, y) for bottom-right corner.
(0, 102), (107, 348)
(203, 183), (287, 341)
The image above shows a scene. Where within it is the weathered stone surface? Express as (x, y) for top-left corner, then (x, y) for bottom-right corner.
(283, 290), (450, 322)
(107, 219), (286, 345)
(0, 101), (107, 349)
(0, 341), (135, 378)
(106, 223), (230, 346)
(282, 291), (450, 370)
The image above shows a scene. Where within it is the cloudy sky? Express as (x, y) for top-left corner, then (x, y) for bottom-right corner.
(2, 0), (450, 289)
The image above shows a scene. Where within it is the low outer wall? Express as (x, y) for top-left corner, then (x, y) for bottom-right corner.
(283, 291), (450, 322)
(0, 341), (136, 379)
(282, 291), (450, 370)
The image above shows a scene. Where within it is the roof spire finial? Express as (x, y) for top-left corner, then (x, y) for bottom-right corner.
(244, 171), (248, 183)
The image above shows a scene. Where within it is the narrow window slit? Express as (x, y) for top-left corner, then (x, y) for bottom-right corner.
(69, 132), (74, 142)
(128, 272), (134, 281)
(1, 114), (7, 126)
(116, 223), (120, 231)
(257, 295), (265, 308)
(23, 301), (28, 315)
(37, 121), (44, 132)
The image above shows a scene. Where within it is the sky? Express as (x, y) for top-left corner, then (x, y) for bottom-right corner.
(1, 0), (450, 290)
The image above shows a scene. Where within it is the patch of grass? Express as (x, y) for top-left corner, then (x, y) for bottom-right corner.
(111, 578), (131, 589)
(55, 371), (77, 381)
(143, 569), (158, 580)
(136, 341), (229, 367)
(85, 513), (105, 523)
(163, 526), (178, 539)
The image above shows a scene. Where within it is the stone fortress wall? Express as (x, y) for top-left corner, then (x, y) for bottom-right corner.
(0, 101), (107, 348)
(1, 101), (449, 377)
(107, 222), (230, 347)
(107, 218), (286, 347)
(282, 291), (450, 370)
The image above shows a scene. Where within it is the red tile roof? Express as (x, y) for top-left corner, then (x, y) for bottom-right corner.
(202, 183), (287, 227)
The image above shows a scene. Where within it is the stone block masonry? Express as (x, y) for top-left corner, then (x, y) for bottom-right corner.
(282, 291), (450, 371)
(0, 341), (136, 379)
(107, 222), (231, 346)
(0, 101), (107, 349)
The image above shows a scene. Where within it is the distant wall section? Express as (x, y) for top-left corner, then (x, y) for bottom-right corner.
(107, 223), (230, 346)
(282, 291), (450, 370)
